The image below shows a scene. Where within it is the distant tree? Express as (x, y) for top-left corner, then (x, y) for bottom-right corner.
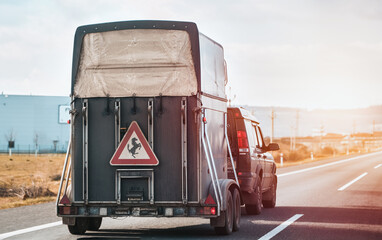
(4, 128), (16, 142)
(33, 132), (39, 149)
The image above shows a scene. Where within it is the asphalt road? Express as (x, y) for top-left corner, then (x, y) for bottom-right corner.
(1, 151), (381, 239)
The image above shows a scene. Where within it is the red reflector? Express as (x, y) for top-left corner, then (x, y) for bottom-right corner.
(203, 117), (207, 123)
(235, 112), (240, 117)
(59, 194), (70, 205)
(211, 207), (216, 215)
(238, 172), (242, 176)
(67, 119), (71, 124)
(205, 194), (216, 205)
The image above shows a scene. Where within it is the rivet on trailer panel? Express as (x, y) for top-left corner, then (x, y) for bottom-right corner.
(173, 24), (176, 27)
(83, 30), (86, 33)
(153, 25), (156, 28)
(133, 25), (136, 28)
(185, 25), (188, 28)
(95, 27), (98, 30)
(114, 26), (117, 29)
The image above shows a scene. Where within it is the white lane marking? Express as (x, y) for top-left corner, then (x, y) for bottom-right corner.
(338, 172), (368, 191)
(374, 164), (382, 169)
(0, 221), (61, 239)
(258, 214), (303, 240)
(278, 152), (381, 178)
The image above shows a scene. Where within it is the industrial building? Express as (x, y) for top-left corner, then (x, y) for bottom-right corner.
(0, 94), (70, 153)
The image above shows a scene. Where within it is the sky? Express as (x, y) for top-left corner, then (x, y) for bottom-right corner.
(0, 0), (381, 109)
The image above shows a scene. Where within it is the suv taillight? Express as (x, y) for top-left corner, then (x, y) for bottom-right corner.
(237, 130), (249, 152)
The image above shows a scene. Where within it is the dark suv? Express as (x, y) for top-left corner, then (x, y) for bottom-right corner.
(227, 107), (280, 214)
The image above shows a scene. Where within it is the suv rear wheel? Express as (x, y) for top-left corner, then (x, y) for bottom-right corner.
(245, 179), (262, 215)
(263, 177), (276, 208)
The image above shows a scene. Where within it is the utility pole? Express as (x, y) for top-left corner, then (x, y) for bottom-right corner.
(294, 110), (299, 150)
(296, 110), (299, 138)
(373, 120), (375, 135)
(270, 108), (275, 143)
(319, 121), (324, 149)
(290, 125), (296, 152)
(290, 126), (293, 152)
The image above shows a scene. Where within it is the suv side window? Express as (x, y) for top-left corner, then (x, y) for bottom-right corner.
(255, 126), (264, 148)
(244, 120), (256, 152)
(251, 124), (259, 147)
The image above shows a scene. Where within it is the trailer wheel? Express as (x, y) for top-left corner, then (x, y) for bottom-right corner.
(245, 179), (262, 215)
(263, 178), (276, 208)
(88, 217), (102, 231)
(232, 188), (241, 232)
(215, 191), (233, 235)
(68, 217), (88, 235)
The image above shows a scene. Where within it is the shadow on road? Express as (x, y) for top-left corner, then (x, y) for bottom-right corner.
(75, 206), (382, 240)
(76, 223), (217, 240)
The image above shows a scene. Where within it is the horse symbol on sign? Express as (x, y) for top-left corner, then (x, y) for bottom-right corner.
(110, 121), (159, 166)
(127, 137), (141, 158)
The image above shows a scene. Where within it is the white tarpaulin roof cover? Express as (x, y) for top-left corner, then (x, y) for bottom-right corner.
(74, 29), (198, 98)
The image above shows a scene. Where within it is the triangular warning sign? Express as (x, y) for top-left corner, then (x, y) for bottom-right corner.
(110, 121), (159, 166)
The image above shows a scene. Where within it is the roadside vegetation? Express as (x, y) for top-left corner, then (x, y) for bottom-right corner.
(0, 154), (64, 209)
(270, 138), (377, 168)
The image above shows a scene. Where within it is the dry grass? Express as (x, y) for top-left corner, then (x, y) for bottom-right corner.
(0, 154), (65, 209)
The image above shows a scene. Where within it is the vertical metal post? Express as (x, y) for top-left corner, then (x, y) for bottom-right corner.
(225, 113), (239, 186)
(181, 97), (188, 204)
(201, 118), (220, 215)
(204, 122), (223, 204)
(148, 99), (154, 149)
(114, 99), (121, 149)
(63, 160), (72, 195)
(56, 139), (71, 206)
(82, 99), (88, 204)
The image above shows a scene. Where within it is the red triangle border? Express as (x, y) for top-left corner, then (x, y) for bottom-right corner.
(110, 121), (159, 166)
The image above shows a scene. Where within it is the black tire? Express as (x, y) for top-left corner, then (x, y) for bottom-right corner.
(88, 217), (102, 231)
(263, 179), (276, 208)
(245, 179), (262, 215)
(232, 188), (241, 232)
(215, 191), (234, 235)
(68, 217), (88, 235)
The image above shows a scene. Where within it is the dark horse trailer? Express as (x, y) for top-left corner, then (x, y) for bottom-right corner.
(57, 20), (241, 235)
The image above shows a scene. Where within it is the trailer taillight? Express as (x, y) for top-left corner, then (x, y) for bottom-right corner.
(211, 207), (216, 215)
(58, 206), (77, 215)
(237, 130), (249, 152)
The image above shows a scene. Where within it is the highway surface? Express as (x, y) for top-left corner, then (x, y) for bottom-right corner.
(0, 151), (381, 239)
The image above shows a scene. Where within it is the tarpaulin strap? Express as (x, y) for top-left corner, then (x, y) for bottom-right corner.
(132, 93), (137, 114)
(159, 93), (163, 115)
